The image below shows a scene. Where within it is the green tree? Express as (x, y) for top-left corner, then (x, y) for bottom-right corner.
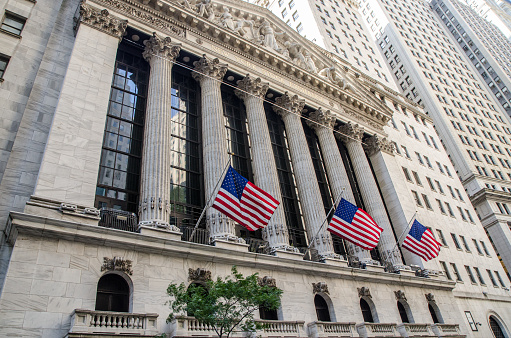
(166, 266), (283, 338)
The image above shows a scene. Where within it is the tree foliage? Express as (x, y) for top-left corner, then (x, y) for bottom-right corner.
(166, 266), (283, 338)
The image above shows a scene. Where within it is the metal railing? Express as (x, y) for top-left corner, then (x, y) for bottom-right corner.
(180, 225), (210, 244)
(98, 208), (138, 232)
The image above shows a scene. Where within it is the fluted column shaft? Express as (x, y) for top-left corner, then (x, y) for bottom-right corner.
(139, 33), (180, 230)
(340, 123), (403, 267)
(193, 56), (237, 241)
(235, 76), (292, 252)
(274, 94), (336, 259)
(308, 109), (372, 261)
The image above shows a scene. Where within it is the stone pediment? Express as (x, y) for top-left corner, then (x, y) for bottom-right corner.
(89, 0), (396, 131)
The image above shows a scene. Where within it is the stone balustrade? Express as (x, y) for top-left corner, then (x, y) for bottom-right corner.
(255, 319), (306, 337)
(431, 323), (462, 337)
(69, 309), (158, 336)
(396, 323), (435, 337)
(308, 321), (357, 337)
(356, 322), (399, 338)
(175, 316), (218, 337)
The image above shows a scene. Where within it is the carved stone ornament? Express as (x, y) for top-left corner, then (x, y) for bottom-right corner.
(101, 257), (133, 275)
(312, 282), (329, 294)
(307, 107), (336, 130)
(235, 75), (269, 100)
(425, 293), (435, 302)
(273, 92), (305, 119)
(75, 3), (127, 39)
(357, 287), (372, 299)
(142, 32), (181, 63)
(192, 55), (228, 82)
(258, 276), (277, 288)
(338, 122), (364, 144)
(188, 268), (212, 282)
(364, 134), (395, 157)
(394, 290), (407, 302)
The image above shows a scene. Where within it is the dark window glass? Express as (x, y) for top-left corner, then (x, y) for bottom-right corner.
(95, 274), (130, 312)
(398, 301), (409, 323)
(259, 306), (278, 320)
(360, 298), (374, 322)
(169, 67), (203, 230)
(314, 294), (331, 322)
(429, 304), (440, 323)
(0, 54), (9, 79)
(490, 316), (506, 338)
(265, 102), (307, 248)
(95, 43), (148, 213)
(1, 12), (26, 36)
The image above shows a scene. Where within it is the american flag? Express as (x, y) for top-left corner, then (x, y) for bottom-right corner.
(402, 220), (441, 261)
(212, 166), (279, 231)
(327, 198), (383, 250)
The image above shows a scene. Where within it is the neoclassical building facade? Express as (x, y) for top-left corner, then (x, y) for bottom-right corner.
(0, 0), (510, 337)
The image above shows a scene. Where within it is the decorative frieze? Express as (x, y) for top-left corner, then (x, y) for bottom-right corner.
(75, 3), (127, 39)
(101, 257), (133, 275)
(188, 268), (212, 282)
(357, 287), (371, 299)
(364, 135), (395, 157)
(312, 282), (329, 294)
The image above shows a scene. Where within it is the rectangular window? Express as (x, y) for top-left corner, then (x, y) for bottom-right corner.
(473, 239), (483, 255)
(465, 266), (477, 284)
(1, 11), (26, 36)
(412, 190), (423, 207)
(296, 23), (303, 33)
(437, 229), (447, 246)
(437, 199), (446, 214)
(403, 167), (412, 181)
(481, 241), (490, 256)
(451, 263), (462, 281)
(465, 311), (478, 331)
(495, 271), (506, 287)
(292, 11), (299, 20)
(435, 180), (444, 194)
(427, 177), (436, 191)
(460, 235), (470, 251)
(412, 171), (422, 185)
(422, 194), (432, 209)
(0, 53), (9, 79)
(440, 261), (452, 280)
(451, 233), (462, 250)
(474, 267), (485, 285)
(487, 270), (499, 287)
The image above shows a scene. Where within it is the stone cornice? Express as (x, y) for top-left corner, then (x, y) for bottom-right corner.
(7, 211), (456, 291)
(469, 187), (511, 206)
(142, 32), (181, 62)
(89, 0), (392, 132)
(76, 2), (128, 39)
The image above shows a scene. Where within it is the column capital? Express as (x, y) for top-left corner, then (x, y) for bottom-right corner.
(76, 3), (127, 40)
(307, 108), (336, 130)
(192, 55), (228, 82)
(235, 75), (269, 100)
(364, 135), (395, 157)
(337, 122), (364, 144)
(142, 33), (181, 63)
(273, 92), (305, 120)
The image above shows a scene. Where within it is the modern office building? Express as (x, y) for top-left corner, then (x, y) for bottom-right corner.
(457, 0), (511, 38)
(0, 0), (510, 337)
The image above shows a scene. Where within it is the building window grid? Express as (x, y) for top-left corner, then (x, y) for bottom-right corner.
(1, 11), (26, 36)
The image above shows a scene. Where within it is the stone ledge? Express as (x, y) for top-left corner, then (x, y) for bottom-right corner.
(6, 211), (458, 290)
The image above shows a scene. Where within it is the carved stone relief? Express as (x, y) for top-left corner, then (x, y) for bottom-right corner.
(258, 276), (277, 288)
(394, 290), (407, 302)
(357, 286), (371, 298)
(101, 257), (133, 275)
(188, 268), (212, 282)
(364, 134), (395, 157)
(312, 282), (329, 294)
(425, 293), (435, 302)
(75, 3), (127, 39)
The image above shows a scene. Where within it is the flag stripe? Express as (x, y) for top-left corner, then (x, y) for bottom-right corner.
(401, 221), (441, 261)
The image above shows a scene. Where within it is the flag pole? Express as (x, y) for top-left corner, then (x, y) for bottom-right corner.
(303, 188), (345, 258)
(188, 156), (232, 242)
(390, 211), (417, 255)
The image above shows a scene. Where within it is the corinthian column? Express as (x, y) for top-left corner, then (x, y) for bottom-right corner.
(338, 122), (403, 268)
(273, 93), (337, 261)
(138, 33), (181, 232)
(235, 76), (296, 254)
(193, 56), (240, 244)
(307, 108), (372, 262)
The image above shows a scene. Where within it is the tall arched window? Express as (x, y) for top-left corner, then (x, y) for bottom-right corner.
(314, 294), (331, 322)
(428, 303), (442, 324)
(398, 301), (410, 323)
(95, 274), (130, 312)
(360, 298), (374, 323)
(490, 316), (507, 338)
